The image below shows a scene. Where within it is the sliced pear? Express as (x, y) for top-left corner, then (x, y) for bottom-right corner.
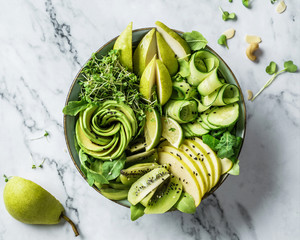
(155, 21), (191, 59)
(133, 28), (157, 76)
(113, 22), (133, 71)
(192, 138), (222, 188)
(220, 158), (233, 174)
(139, 55), (157, 100)
(179, 143), (211, 191)
(158, 151), (202, 206)
(158, 145), (207, 198)
(156, 31), (178, 76)
(156, 59), (172, 105)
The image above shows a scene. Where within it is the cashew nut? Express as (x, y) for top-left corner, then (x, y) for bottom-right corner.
(223, 28), (235, 39)
(245, 35), (262, 44)
(276, 1), (287, 14)
(246, 43), (259, 61)
(247, 90), (253, 101)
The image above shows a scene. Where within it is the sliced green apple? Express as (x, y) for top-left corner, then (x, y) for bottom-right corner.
(139, 55), (156, 100)
(156, 31), (178, 76)
(133, 28), (157, 76)
(158, 151), (202, 206)
(220, 158), (233, 174)
(113, 22), (133, 71)
(155, 21), (191, 59)
(191, 137), (222, 188)
(158, 145), (207, 198)
(156, 59), (173, 105)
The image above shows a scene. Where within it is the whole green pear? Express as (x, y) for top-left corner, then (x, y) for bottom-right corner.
(3, 176), (79, 236)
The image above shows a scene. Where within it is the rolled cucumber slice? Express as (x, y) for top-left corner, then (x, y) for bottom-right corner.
(165, 100), (198, 123)
(187, 51), (219, 86)
(207, 103), (239, 127)
(171, 80), (197, 100)
(182, 122), (209, 137)
(197, 68), (223, 96)
(200, 109), (221, 130)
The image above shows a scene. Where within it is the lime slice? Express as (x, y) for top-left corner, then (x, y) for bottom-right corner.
(161, 117), (183, 148)
(144, 108), (162, 151)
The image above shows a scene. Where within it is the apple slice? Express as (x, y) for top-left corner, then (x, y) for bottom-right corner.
(139, 55), (156, 100)
(158, 145), (207, 198)
(156, 31), (178, 76)
(220, 158), (233, 175)
(191, 138), (222, 188)
(158, 151), (202, 206)
(133, 28), (157, 76)
(155, 21), (191, 59)
(113, 22), (133, 71)
(179, 143), (211, 191)
(156, 59), (172, 105)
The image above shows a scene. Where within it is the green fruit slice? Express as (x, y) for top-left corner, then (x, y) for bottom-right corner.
(161, 117), (183, 148)
(157, 151), (202, 206)
(128, 167), (170, 205)
(156, 31), (178, 76)
(99, 188), (128, 201)
(220, 158), (233, 174)
(125, 149), (158, 167)
(120, 163), (160, 185)
(155, 21), (191, 59)
(139, 55), (156, 100)
(175, 192), (196, 214)
(144, 176), (182, 214)
(133, 28), (157, 76)
(144, 108), (162, 151)
(113, 22), (133, 71)
(156, 59), (173, 105)
(140, 189), (156, 207)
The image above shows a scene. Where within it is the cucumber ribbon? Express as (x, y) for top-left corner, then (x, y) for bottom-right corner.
(164, 100), (198, 123)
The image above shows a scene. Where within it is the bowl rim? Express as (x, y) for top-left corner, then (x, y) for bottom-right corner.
(63, 27), (247, 208)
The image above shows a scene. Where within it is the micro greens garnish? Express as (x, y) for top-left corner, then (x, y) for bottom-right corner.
(251, 60), (298, 101)
(38, 159), (46, 168)
(271, 0), (277, 4)
(229, 0), (233, 2)
(79, 49), (150, 131)
(3, 174), (10, 182)
(30, 130), (50, 141)
(219, 7), (236, 21)
(218, 35), (229, 49)
(242, 0), (250, 8)
(169, 128), (176, 132)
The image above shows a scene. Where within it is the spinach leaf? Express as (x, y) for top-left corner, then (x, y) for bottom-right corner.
(215, 131), (240, 160)
(182, 31), (208, 51)
(102, 155), (126, 181)
(202, 134), (220, 152)
(228, 160), (240, 175)
(218, 34), (229, 49)
(63, 99), (89, 116)
(130, 203), (145, 221)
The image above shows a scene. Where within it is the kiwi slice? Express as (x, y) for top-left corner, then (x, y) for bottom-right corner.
(140, 189), (156, 207)
(128, 167), (170, 205)
(125, 149), (158, 167)
(144, 175), (182, 214)
(120, 163), (160, 185)
(99, 188), (128, 201)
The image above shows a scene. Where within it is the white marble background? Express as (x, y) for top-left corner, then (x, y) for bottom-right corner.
(0, 0), (299, 239)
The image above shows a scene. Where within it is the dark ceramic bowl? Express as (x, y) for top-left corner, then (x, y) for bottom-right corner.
(64, 28), (247, 208)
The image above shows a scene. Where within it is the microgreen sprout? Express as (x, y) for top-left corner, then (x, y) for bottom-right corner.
(242, 0), (250, 8)
(30, 130), (50, 141)
(271, 0), (277, 4)
(169, 128), (176, 132)
(251, 60), (298, 101)
(219, 7), (236, 21)
(218, 35), (229, 49)
(3, 174), (10, 182)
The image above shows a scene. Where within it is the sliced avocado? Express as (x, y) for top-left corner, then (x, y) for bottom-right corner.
(128, 167), (170, 205)
(144, 175), (182, 214)
(120, 163), (160, 185)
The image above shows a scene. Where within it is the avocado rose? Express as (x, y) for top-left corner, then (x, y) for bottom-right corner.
(76, 100), (138, 160)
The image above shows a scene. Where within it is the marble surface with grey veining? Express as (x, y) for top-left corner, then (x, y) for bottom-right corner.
(0, 0), (299, 239)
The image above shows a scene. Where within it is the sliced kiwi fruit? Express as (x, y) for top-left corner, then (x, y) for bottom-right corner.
(140, 189), (156, 207)
(125, 149), (158, 167)
(144, 175), (182, 214)
(128, 167), (170, 205)
(120, 163), (160, 185)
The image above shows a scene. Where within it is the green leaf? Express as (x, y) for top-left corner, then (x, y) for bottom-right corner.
(228, 160), (240, 175)
(130, 204), (145, 221)
(177, 58), (190, 77)
(102, 156), (126, 181)
(229, 0), (233, 2)
(284, 60), (298, 73)
(219, 7), (236, 21)
(271, 0), (277, 4)
(265, 61), (277, 75)
(215, 132), (237, 159)
(218, 35), (229, 49)
(242, 0), (249, 8)
(182, 31), (208, 51)
(63, 99), (89, 116)
(175, 192), (196, 214)
(202, 134), (220, 152)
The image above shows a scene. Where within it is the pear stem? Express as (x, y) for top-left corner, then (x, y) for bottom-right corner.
(62, 214), (79, 237)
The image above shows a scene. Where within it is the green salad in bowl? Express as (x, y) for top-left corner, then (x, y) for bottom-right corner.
(63, 21), (246, 220)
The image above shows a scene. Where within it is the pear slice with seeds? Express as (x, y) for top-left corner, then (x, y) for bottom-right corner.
(158, 151), (201, 206)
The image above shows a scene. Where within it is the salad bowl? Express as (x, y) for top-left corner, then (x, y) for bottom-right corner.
(63, 27), (247, 208)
